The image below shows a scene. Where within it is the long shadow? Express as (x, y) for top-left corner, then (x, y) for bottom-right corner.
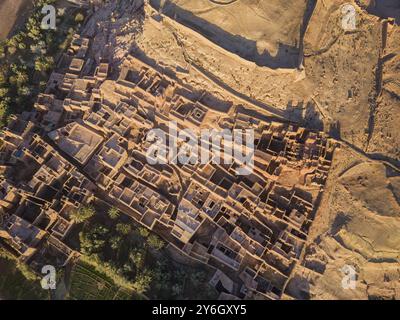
(366, 0), (400, 24)
(150, 0), (305, 69)
(298, 0), (317, 66)
(284, 100), (323, 131)
(131, 44), (264, 115)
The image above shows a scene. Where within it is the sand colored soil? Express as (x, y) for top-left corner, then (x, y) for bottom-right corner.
(150, 0), (309, 68)
(0, 0), (33, 40)
(286, 146), (400, 300)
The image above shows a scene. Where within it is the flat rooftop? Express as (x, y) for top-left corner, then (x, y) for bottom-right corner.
(51, 123), (103, 165)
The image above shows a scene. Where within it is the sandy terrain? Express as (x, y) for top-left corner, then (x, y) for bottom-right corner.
(150, 0), (309, 68)
(0, 0), (33, 40)
(286, 146), (400, 300)
(366, 22), (400, 161)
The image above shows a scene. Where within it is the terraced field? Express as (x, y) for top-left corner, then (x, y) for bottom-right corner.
(68, 261), (134, 300)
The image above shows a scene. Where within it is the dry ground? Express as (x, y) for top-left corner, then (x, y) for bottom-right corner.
(286, 146), (400, 300)
(149, 0), (309, 68)
(0, 0), (33, 40)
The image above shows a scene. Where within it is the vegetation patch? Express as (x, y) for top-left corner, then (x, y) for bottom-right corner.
(0, 0), (86, 126)
(68, 259), (134, 300)
(73, 201), (217, 299)
(0, 248), (48, 299)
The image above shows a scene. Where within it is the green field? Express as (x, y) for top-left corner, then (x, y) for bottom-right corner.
(73, 200), (218, 300)
(68, 260), (134, 300)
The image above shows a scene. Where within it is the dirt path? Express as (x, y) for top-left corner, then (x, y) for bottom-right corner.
(0, 0), (33, 40)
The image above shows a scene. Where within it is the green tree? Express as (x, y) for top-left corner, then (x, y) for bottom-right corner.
(147, 234), (165, 250)
(0, 68), (7, 86)
(13, 33), (24, 44)
(6, 37), (18, 48)
(75, 13), (85, 23)
(129, 248), (145, 271)
(138, 227), (149, 238)
(39, 81), (47, 91)
(34, 56), (54, 72)
(108, 207), (120, 220)
(116, 223), (131, 235)
(0, 98), (10, 126)
(7, 46), (17, 55)
(0, 87), (9, 98)
(79, 232), (105, 255)
(9, 68), (28, 87)
(27, 28), (41, 42)
(132, 269), (153, 294)
(0, 43), (5, 58)
(70, 205), (95, 223)
(109, 236), (122, 250)
(57, 8), (66, 16)
(37, 0), (56, 6)
(122, 263), (133, 275)
(79, 225), (108, 255)
(17, 86), (31, 97)
(18, 43), (27, 50)
(26, 17), (42, 41)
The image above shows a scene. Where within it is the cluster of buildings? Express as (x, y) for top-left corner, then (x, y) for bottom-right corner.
(0, 32), (336, 299)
